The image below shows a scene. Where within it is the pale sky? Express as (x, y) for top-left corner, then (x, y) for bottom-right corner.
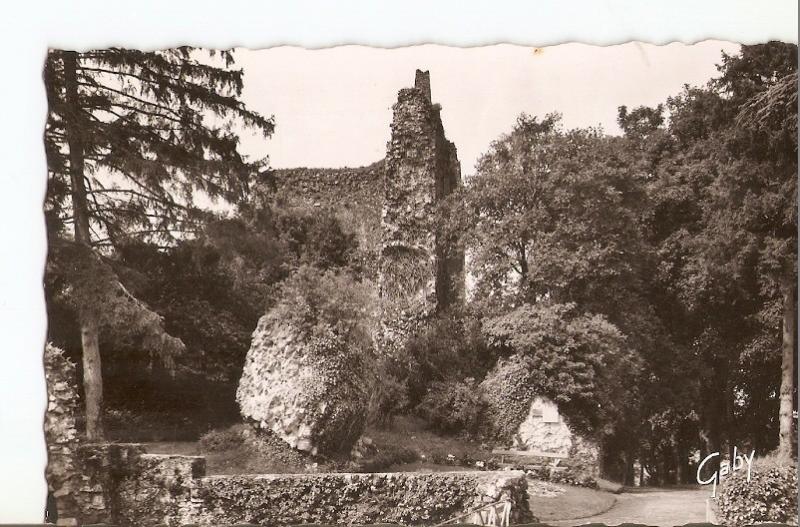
(234, 41), (741, 176)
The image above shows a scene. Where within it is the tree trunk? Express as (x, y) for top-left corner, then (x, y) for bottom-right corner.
(778, 277), (795, 458)
(80, 317), (103, 440)
(623, 447), (635, 486)
(63, 50), (105, 440)
(725, 377), (736, 464)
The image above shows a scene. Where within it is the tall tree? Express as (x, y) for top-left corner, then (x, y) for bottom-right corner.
(463, 114), (649, 312)
(461, 113), (661, 459)
(704, 45), (797, 458)
(44, 48), (273, 439)
(734, 70), (798, 457)
(649, 43), (797, 461)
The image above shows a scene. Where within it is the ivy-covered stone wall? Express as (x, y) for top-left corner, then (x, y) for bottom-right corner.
(191, 470), (533, 526)
(44, 343), (83, 524)
(267, 162), (384, 260)
(236, 312), (370, 457)
(72, 443), (204, 526)
(67, 443), (534, 527)
(379, 70), (464, 356)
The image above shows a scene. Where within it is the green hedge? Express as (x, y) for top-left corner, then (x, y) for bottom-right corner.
(716, 454), (798, 526)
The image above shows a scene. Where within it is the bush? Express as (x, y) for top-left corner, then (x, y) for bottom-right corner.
(716, 453), (798, 526)
(479, 354), (538, 442)
(482, 302), (628, 435)
(199, 425), (246, 452)
(366, 359), (409, 428)
(353, 443), (419, 472)
(392, 313), (493, 409)
(417, 378), (486, 435)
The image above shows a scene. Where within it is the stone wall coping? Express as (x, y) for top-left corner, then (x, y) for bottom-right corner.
(140, 453), (207, 461)
(79, 443), (204, 460)
(80, 442), (145, 448)
(197, 469), (525, 481)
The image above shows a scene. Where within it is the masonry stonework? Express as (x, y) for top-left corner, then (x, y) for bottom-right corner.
(60, 442), (535, 526)
(514, 397), (601, 486)
(379, 70), (465, 355)
(44, 343), (83, 525)
(265, 162), (384, 262)
(236, 313), (370, 457)
(191, 470), (533, 526)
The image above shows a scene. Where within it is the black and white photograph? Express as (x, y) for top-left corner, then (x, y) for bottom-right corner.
(33, 37), (799, 527)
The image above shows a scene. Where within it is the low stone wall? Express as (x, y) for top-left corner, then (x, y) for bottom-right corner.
(73, 443), (205, 526)
(72, 444), (533, 526)
(116, 452), (206, 526)
(191, 471), (533, 526)
(514, 442), (599, 487)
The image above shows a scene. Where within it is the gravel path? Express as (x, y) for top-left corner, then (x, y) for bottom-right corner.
(547, 488), (712, 526)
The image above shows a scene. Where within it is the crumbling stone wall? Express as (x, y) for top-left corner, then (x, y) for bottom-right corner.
(236, 313), (370, 456)
(265, 162), (384, 260)
(65, 443), (534, 526)
(44, 343), (83, 524)
(516, 396), (574, 455)
(115, 452), (205, 526)
(70, 443), (203, 526)
(74, 443), (145, 524)
(380, 70), (464, 355)
(512, 397), (600, 485)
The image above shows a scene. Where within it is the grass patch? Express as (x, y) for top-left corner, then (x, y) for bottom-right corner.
(527, 481), (616, 521)
(145, 416), (496, 475)
(146, 438), (313, 475)
(366, 416), (488, 462)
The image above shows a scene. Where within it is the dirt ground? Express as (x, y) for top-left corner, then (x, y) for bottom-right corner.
(546, 487), (712, 526)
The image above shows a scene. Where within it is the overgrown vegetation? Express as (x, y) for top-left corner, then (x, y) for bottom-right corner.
(417, 378), (486, 435)
(716, 453), (798, 526)
(46, 43), (797, 489)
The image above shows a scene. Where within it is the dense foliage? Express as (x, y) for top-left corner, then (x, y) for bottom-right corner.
(45, 44), (796, 485)
(449, 42), (797, 482)
(417, 378), (486, 435)
(44, 47), (274, 438)
(716, 454), (798, 526)
(482, 303), (630, 435)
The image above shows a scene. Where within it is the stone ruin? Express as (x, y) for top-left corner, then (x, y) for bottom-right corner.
(235, 310), (370, 457)
(379, 69), (465, 355)
(43, 342), (533, 525)
(514, 396), (600, 485)
(480, 356), (600, 485)
(237, 70), (466, 455)
(44, 343), (82, 524)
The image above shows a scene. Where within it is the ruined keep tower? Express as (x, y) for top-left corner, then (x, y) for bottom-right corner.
(379, 70), (465, 354)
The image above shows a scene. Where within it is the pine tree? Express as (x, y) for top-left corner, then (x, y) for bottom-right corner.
(44, 47), (274, 439)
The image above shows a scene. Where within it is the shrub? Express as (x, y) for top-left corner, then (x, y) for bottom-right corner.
(398, 312), (494, 408)
(716, 453), (798, 526)
(199, 424), (246, 452)
(354, 443), (419, 472)
(366, 359), (409, 428)
(479, 354), (538, 442)
(417, 378), (486, 435)
(482, 302), (630, 435)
